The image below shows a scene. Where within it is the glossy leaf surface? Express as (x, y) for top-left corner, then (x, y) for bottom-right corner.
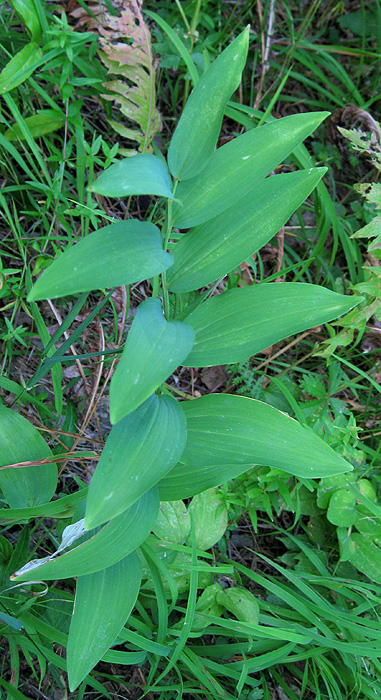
(28, 220), (172, 301)
(12, 487), (159, 581)
(158, 395), (352, 499)
(85, 394), (187, 529)
(168, 168), (326, 293)
(173, 112), (329, 228)
(67, 551), (142, 691)
(184, 283), (361, 366)
(89, 154), (174, 198)
(0, 406), (57, 508)
(110, 298), (194, 423)
(168, 27), (249, 181)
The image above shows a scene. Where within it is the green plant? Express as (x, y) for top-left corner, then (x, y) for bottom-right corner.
(225, 358), (381, 585)
(319, 119), (381, 356)
(0, 25), (366, 693)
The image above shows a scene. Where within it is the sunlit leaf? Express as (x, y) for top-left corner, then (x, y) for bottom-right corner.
(216, 586), (260, 624)
(168, 168), (326, 293)
(5, 111), (64, 141)
(349, 534), (381, 583)
(167, 27), (249, 181)
(327, 489), (358, 527)
(11, 0), (42, 43)
(173, 112), (329, 227)
(0, 43), (42, 93)
(188, 489), (228, 549)
(28, 220), (172, 301)
(158, 395), (352, 499)
(89, 154), (173, 198)
(152, 500), (191, 544)
(184, 283), (362, 366)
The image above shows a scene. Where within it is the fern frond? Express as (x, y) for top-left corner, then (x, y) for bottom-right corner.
(72, 0), (161, 155)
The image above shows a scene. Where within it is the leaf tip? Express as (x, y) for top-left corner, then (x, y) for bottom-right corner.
(68, 670), (83, 693)
(109, 405), (123, 425)
(83, 510), (105, 531)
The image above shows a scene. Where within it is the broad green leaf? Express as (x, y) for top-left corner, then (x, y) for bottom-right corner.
(337, 527), (356, 562)
(152, 500), (191, 544)
(67, 551), (142, 691)
(168, 168), (326, 293)
(11, 0), (42, 43)
(0, 406), (57, 508)
(110, 298), (194, 423)
(158, 395), (352, 500)
(167, 27), (249, 181)
(28, 220), (172, 301)
(12, 487), (159, 581)
(192, 584), (224, 631)
(188, 489), (228, 549)
(327, 489), (358, 527)
(173, 111), (329, 228)
(183, 283), (362, 366)
(216, 586), (259, 624)
(88, 154), (174, 198)
(349, 534), (381, 583)
(317, 473), (357, 509)
(5, 111), (64, 141)
(0, 43), (42, 93)
(357, 479), (378, 503)
(85, 394), (187, 529)
(356, 517), (381, 537)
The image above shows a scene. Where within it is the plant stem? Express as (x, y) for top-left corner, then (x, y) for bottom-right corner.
(162, 192), (176, 319)
(181, 0), (202, 108)
(175, 0), (191, 33)
(163, 197), (173, 252)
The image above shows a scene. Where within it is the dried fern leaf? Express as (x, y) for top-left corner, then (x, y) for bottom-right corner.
(72, 0), (161, 155)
